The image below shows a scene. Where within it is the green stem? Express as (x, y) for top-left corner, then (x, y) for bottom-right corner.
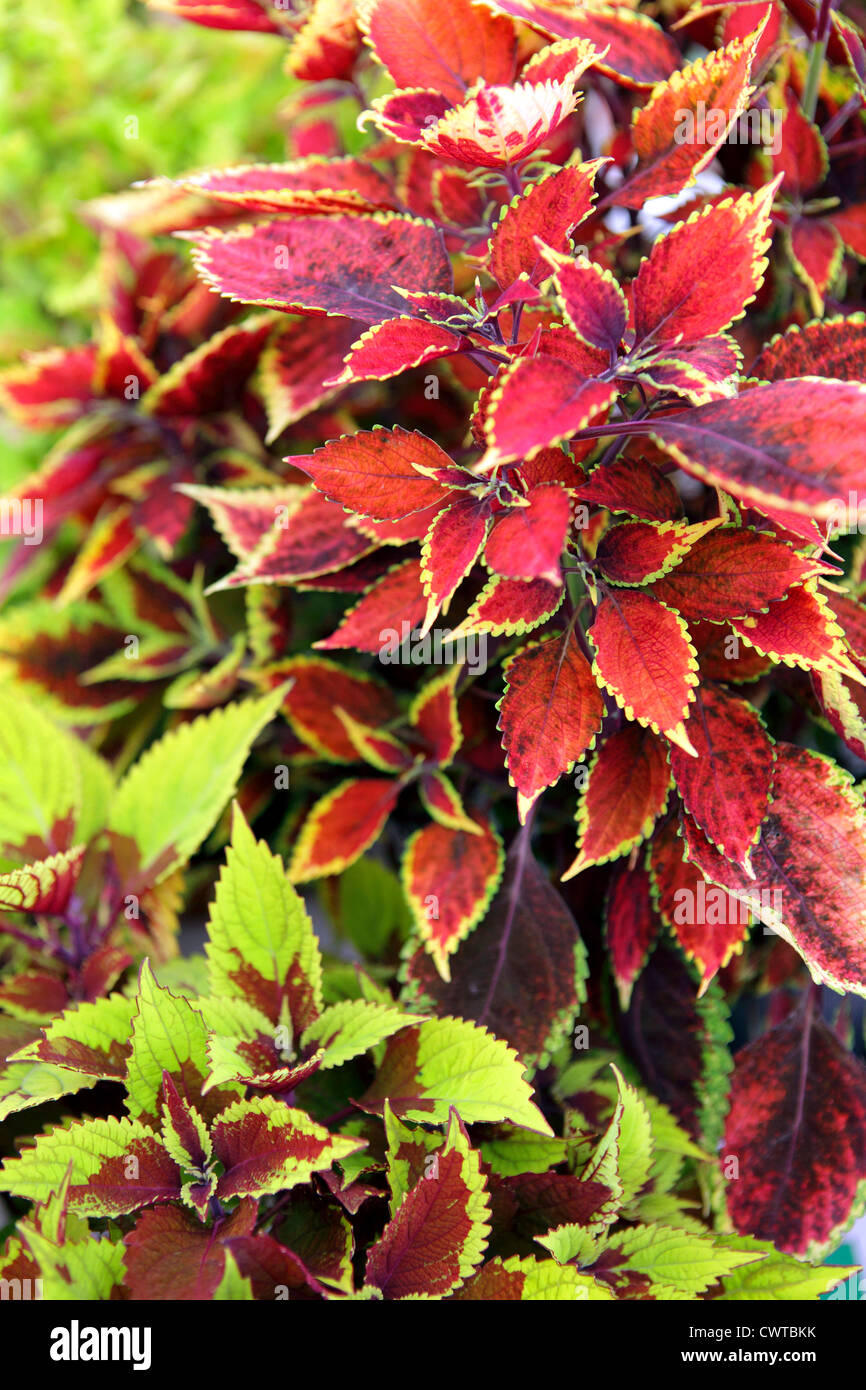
(802, 0), (834, 121)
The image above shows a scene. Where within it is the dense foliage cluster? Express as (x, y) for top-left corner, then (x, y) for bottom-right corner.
(1, 0), (866, 1301)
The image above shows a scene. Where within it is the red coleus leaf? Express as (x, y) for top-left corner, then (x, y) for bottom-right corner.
(359, 0), (517, 104)
(632, 186), (776, 348)
(454, 574), (564, 639)
(179, 485), (297, 562)
(402, 815), (503, 980)
(258, 316), (359, 442)
(827, 202), (866, 259)
(223, 1232), (325, 1300)
(814, 667), (866, 762)
(497, 625), (604, 822)
(724, 1003), (866, 1257)
(409, 667), (462, 765)
(190, 215), (452, 324)
(0, 345), (97, 429)
(730, 583), (863, 683)
(625, 334), (742, 407)
(564, 723), (671, 878)
(650, 817), (750, 993)
(774, 97), (827, 200)
(787, 218), (843, 313)
(334, 708), (414, 772)
(683, 744), (866, 996)
(262, 656), (395, 764)
(141, 314), (278, 417)
(486, 161), (603, 290)
(329, 316), (463, 386)
(669, 684), (774, 867)
(541, 248), (628, 356)
(56, 505), (139, 605)
(419, 770), (477, 832)
(289, 777), (401, 881)
(605, 860), (660, 1009)
(482, 363), (617, 467)
(287, 0), (362, 82)
(588, 589), (699, 752)
(753, 314), (866, 382)
(649, 524), (826, 620)
(146, 0), (290, 33)
(615, 24), (763, 209)
(365, 1111), (490, 1300)
(123, 1201), (258, 1301)
(0, 971), (70, 1020)
(577, 454), (682, 522)
(298, 425), (461, 520)
(316, 557), (427, 653)
(180, 157), (397, 216)
(647, 379), (866, 522)
(93, 316), (159, 399)
(490, 1170), (615, 1241)
(213, 490), (374, 589)
(421, 494), (493, 628)
(595, 518), (718, 587)
(478, 0), (680, 88)
(484, 484), (571, 584)
(403, 841), (585, 1066)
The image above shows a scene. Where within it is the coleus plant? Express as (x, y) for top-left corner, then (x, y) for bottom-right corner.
(2, 0), (866, 1300)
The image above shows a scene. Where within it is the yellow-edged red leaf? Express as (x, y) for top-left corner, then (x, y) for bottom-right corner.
(402, 815), (504, 980)
(563, 723), (670, 879)
(498, 626), (604, 822)
(588, 589), (699, 751)
(669, 684), (774, 867)
(683, 745), (866, 996)
(190, 214), (453, 324)
(616, 24), (763, 209)
(632, 186), (776, 348)
(290, 778), (401, 881)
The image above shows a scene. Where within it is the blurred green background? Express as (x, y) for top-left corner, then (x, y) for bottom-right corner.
(0, 0), (288, 360)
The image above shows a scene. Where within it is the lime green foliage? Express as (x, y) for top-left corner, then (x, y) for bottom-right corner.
(108, 687), (284, 880)
(0, 0), (287, 359)
(206, 803), (323, 1026)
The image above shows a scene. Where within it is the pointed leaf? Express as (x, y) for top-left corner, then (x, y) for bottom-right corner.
(498, 626), (604, 822)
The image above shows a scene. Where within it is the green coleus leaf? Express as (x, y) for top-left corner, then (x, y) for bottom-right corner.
(0, 1057), (100, 1122)
(0, 992), (136, 1120)
(11, 992), (134, 1080)
(24, 1224), (126, 1302)
(365, 1110), (490, 1300)
(0, 1115), (182, 1215)
(206, 803), (323, 1033)
(0, 684), (112, 857)
(609, 1064), (655, 1209)
(479, 1129), (569, 1178)
(335, 855), (413, 958)
(452, 1254), (615, 1301)
(600, 1224), (766, 1297)
(209, 1095), (366, 1200)
(125, 960), (214, 1125)
(361, 1015), (553, 1133)
(713, 1235), (859, 1300)
(107, 686), (283, 884)
(300, 999), (426, 1071)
